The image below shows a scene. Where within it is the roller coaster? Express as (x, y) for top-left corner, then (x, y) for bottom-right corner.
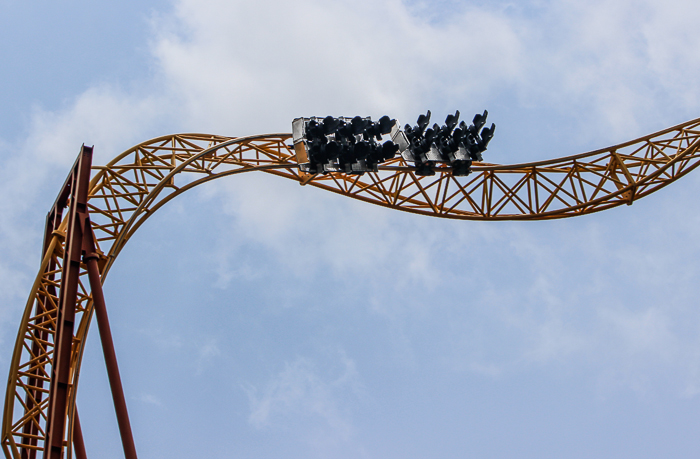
(3, 113), (700, 459)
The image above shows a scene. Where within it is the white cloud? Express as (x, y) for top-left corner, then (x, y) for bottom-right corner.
(600, 307), (678, 359)
(149, 0), (522, 135)
(195, 338), (222, 374)
(137, 393), (163, 406)
(245, 354), (360, 442)
(136, 324), (184, 350)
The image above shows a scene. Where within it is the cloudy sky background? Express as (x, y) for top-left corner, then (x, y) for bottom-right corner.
(3, 0), (700, 457)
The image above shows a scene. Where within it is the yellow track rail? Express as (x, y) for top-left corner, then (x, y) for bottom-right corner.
(4, 116), (700, 458)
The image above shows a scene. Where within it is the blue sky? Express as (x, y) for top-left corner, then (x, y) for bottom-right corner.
(3, 0), (700, 458)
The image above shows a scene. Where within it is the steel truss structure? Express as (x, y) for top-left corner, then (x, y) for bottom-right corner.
(4, 117), (700, 458)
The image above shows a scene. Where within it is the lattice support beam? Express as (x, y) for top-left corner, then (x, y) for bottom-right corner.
(4, 118), (700, 458)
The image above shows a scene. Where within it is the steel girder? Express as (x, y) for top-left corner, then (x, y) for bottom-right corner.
(4, 117), (700, 458)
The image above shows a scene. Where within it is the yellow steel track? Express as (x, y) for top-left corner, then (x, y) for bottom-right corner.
(4, 116), (700, 458)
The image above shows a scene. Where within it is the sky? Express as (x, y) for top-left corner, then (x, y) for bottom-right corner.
(2, 0), (700, 458)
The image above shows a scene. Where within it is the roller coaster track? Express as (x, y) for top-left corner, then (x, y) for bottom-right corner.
(4, 116), (700, 458)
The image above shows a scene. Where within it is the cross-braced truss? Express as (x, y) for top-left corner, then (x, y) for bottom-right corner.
(4, 117), (700, 459)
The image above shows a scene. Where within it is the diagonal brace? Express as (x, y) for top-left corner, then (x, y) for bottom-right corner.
(83, 228), (138, 459)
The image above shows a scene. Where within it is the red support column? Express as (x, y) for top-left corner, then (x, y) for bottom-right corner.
(83, 250), (138, 459)
(44, 145), (93, 459)
(72, 409), (87, 459)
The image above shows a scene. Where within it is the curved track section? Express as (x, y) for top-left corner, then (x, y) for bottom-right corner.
(4, 118), (700, 458)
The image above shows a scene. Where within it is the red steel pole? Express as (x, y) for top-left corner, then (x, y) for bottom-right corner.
(44, 146), (93, 459)
(72, 409), (87, 459)
(84, 251), (138, 459)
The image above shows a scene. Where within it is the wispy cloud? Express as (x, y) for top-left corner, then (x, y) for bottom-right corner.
(245, 354), (360, 440)
(195, 338), (221, 375)
(137, 393), (163, 407)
